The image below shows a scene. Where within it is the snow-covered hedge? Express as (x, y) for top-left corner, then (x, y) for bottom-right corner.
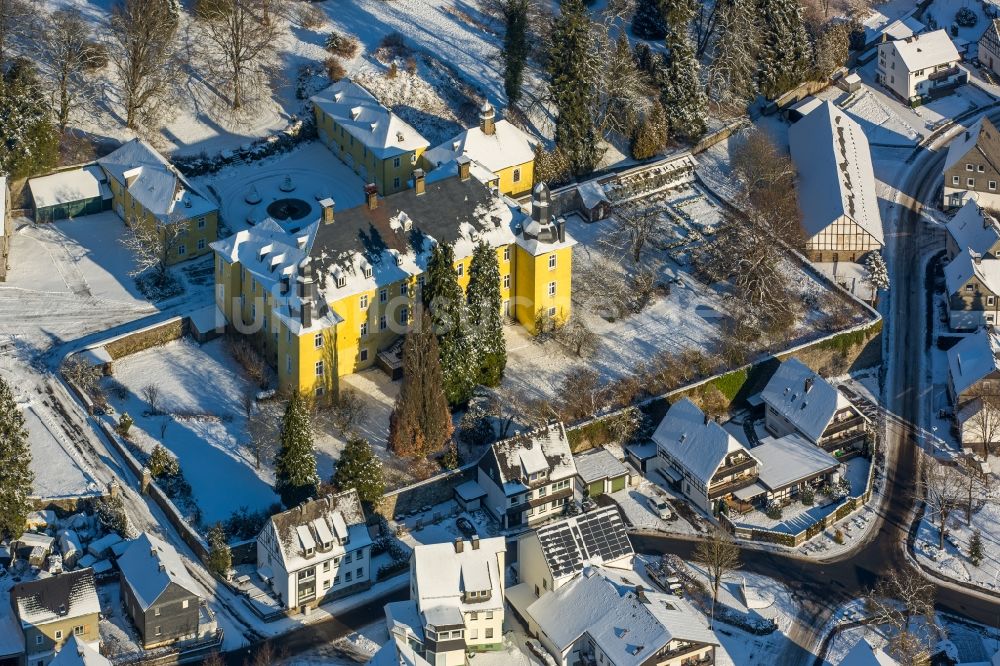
(173, 118), (317, 178)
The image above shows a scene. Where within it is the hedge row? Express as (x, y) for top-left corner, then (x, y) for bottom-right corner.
(105, 319), (186, 359)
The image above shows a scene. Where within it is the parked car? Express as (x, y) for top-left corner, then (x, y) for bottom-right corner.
(647, 496), (672, 520)
(456, 517), (476, 538)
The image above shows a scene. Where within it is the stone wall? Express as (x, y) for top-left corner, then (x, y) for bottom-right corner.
(375, 464), (478, 521)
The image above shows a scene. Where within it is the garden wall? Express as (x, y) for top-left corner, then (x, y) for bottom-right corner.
(104, 316), (187, 360)
(374, 462), (478, 521)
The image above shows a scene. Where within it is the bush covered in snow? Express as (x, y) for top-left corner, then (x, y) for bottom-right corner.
(136, 270), (183, 302)
(325, 31), (359, 59)
(955, 7), (978, 27)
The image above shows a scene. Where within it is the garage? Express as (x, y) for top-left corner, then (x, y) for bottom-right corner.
(28, 165), (111, 222)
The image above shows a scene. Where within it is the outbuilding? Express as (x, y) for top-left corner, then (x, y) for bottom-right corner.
(574, 448), (629, 497)
(28, 166), (111, 222)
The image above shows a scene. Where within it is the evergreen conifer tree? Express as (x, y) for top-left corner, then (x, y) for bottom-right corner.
(969, 530), (984, 566)
(707, 0), (760, 113)
(389, 309), (454, 457)
(468, 242), (506, 387)
(274, 391), (319, 507)
(631, 0), (667, 40)
(206, 523), (232, 577)
(502, 0), (530, 104)
(757, 0), (812, 98)
(332, 436), (385, 505)
(548, 0), (603, 176)
(424, 243), (477, 406)
(631, 99), (668, 160)
(0, 60), (59, 180)
(658, 0), (707, 141)
(0, 374), (32, 540)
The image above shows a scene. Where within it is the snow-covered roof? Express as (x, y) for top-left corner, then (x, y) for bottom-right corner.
(943, 116), (1000, 175)
(384, 599), (425, 643)
(483, 422), (577, 493)
(574, 448), (629, 484)
(28, 166), (108, 209)
(752, 434), (840, 491)
(651, 398), (754, 487)
(759, 358), (852, 443)
(577, 180), (611, 210)
(51, 635), (111, 666)
(947, 200), (1000, 256)
(12, 568), (99, 627)
(97, 138), (216, 222)
(887, 29), (960, 72)
(948, 328), (1000, 396)
(454, 479), (487, 502)
(0, 578), (24, 658)
(837, 637), (900, 665)
(412, 537), (506, 617)
(424, 113), (536, 175)
(310, 78), (429, 159)
(533, 507), (634, 581)
(944, 247), (1000, 295)
(367, 634), (431, 666)
(117, 532), (201, 612)
(789, 96), (824, 117)
(525, 566), (720, 666)
(265, 490), (370, 574)
(878, 16), (925, 42)
(789, 101), (884, 247)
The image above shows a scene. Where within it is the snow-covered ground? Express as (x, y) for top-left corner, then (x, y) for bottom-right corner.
(102, 337), (280, 525)
(279, 621), (388, 666)
(924, 0), (990, 44)
(610, 478), (708, 536)
(21, 397), (103, 500)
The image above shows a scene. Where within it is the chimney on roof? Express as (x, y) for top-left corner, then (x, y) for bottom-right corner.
(457, 155), (471, 181)
(975, 252), (983, 265)
(365, 183), (378, 210)
(414, 168), (426, 196)
(321, 198), (335, 225)
(158, 563), (165, 572)
(454, 537), (464, 554)
(471, 534), (480, 550)
(635, 584), (649, 603)
(805, 377), (814, 393)
(556, 217), (566, 243)
(480, 102), (496, 136)
(966, 130), (971, 141)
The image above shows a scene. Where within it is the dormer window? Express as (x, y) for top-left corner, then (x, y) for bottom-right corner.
(337, 276), (347, 288)
(363, 266), (372, 279)
(305, 547), (314, 557)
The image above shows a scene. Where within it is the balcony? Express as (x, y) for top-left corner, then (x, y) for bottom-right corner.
(824, 414), (865, 438)
(711, 457), (759, 481)
(819, 430), (866, 453)
(708, 474), (760, 500)
(928, 65), (961, 82)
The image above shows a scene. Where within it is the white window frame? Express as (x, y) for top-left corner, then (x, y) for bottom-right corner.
(547, 281), (556, 297)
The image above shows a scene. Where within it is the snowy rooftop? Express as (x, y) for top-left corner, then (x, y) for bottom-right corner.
(789, 101), (884, 247)
(533, 506), (633, 581)
(753, 434), (840, 491)
(525, 566), (719, 666)
(12, 568), (99, 627)
(944, 247), (1000, 295)
(483, 422), (577, 491)
(888, 29), (960, 73)
(943, 117), (1000, 175)
(50, 635), (110, 666)
(424, 110), (537, 175)
(384, 599), (425, 643)
(947, 328), (1000, 396)
(837, 637), (900, 665)
(759, 358), (852, 443)
(310, 78), (429, 159)
(576, 180), (611, 210)
(97, 138), (216, 221)
(28, 166), (109, 209)
(946, 200), (1000, 256)
(412, 536), (506, 616)
(266, 490), (370, 574)
(651, 398), (753, 486)
(574, 448), (629, 484)
(117, 532), (201, 612)
(368, 634), (431, 666)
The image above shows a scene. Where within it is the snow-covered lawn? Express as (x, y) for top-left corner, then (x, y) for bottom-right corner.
(839, 89), (921, 146)
(102, 337), (280, 525)
(924, 0), (990, 43)
(21, 397), (102, 501)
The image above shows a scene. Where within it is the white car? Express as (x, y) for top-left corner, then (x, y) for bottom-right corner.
(648, 497), (672, 520)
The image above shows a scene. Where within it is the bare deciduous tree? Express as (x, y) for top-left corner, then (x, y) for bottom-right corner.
(612, 204), (661, 265)
(62, 356), (102, 393)
(556, 314), (598, 358)
(962, 390), (1000, 456)
(197, 0), (280, 110)
(108, 0), (179, 129)
(0, 0), (31, 64)
(246, 403), (278, 469)
(28, 8), (101, 130)
(865, 570), (939, 665)
(120, 216), (188, 280)
(693, 529), (741, 620)
(958, 455), (986, 526)
(921, 454), (965, 549)
(560, 367), (605, 421)
(142, 384), (161, 415)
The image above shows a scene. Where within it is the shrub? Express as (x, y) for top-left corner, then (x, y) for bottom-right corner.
(148, 444), (180, 478)
(379, 31), (407, 54)
(387, 62), (398, 79)
(324, 57), (346, 82)
(117, 412), (134, 437)
(765, 503), (782, 520)
(224, 505), (278, 541)
(296, 3), (325, 29)
(81, 41), (109, 71)
(207, 523), (232, 577)
(96, 494), (134, 538)
(833, 529), (844, 544)
(324, 31), (359, 59)
(800, 487), (815, 506)
(955, 7), (978, 27)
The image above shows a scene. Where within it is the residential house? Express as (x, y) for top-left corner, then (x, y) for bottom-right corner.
(425, 103), (536, 197)
(732, 433), (844, 509)
(942, 117), (1000, 210)
(49, 636), (110, 666)
(979, 18), (1000, 78)
(1, 176), (9, 281)
(942, 201), (1000, 328)
(835, 637), (900, 665)
(788, 101), (884, 262)
(212, 172), (575, 395)
(477, 422), (578, 530)
(384, 535), (506, 666)
(650, 398), (761, 514)
(117, 533), (205, 649)
(256, 490), (372, 613)
(12, 569), (100, 666)
(759, 358), (869, 455)
(574, 448), (630, 498)
(947, 328), (1000, 452)
(367, 633), (431, 666)
(311, 79), (428, 196)
(945, 200), (1000, 260)
(876, 30), (966, 103)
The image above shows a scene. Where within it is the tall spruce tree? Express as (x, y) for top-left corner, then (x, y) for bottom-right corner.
(467, 242), (506, 387)
(658, 0), (707, 141)
(631, 0), (667, 40)
(756, 0), (812, 99)
(631, 99), (668, 160)
(0, 374), (32, 540)
(0, 60), (59, 180)
(707, 0), (760, 113)
(548, 0), (603, 177)
(424, 242), (477, 406)
(502, 0), (530, 104)
(389, 309), (454, 457)
(332, 436), (385, 506)
(274, 391), (319, 507)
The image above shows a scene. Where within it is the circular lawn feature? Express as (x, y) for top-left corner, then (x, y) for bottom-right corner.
(267, 198), (312, 221)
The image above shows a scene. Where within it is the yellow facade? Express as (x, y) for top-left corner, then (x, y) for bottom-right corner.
(513, 244), (573, 333)
(314, 106), (425, 196)
(495, 161), (534, 198)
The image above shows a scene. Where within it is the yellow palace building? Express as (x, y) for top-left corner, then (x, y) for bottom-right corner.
(211, 166), (574, 396)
